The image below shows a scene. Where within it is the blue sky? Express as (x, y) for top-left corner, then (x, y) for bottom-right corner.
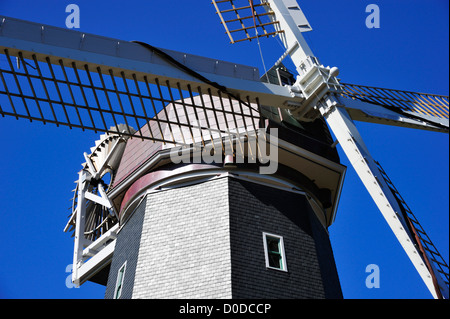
(0, 0), (448, 299)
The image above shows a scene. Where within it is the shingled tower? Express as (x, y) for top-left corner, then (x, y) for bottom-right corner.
(98, 90), (345, 299)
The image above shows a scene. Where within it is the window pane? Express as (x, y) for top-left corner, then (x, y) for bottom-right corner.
(115, 285), (122, 299)
(265, 235), (284, 270)
(114, 263), (126, 299)
(267, 237), (280, 253)
(268, 252), (282, 269)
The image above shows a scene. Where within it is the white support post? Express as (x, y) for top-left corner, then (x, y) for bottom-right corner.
(267, 0), (315, 73)
(71, 169), (119, 286)
(317, 93), (441, 299)
(268, 0), (314, 63)
(72, 169), (89, 287)
(84, 189), (112, 209)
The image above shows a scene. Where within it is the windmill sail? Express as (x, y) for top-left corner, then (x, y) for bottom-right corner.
(213, 0), (284, 44)
(0, 16), (264, 149)
(340, 83), (449, 132)
(374, 160), (449, 298)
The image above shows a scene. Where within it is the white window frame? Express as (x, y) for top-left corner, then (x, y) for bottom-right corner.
(114, 261), (127, 299)
(262, 232), (288, 272)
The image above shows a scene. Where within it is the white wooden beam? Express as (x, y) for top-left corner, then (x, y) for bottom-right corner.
(317, 94), (442, 299)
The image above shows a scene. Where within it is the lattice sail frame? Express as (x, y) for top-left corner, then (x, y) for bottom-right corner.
(0, 15), (275, 162)
(212, 0), (283, 43)
(341, 83), (449, 121)
(0, 49), (260, 151)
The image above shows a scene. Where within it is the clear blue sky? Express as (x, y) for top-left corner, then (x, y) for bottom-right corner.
(0, 0), (448, 299)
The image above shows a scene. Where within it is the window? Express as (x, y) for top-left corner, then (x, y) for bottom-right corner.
(263, 233), (287, 271)
(114, 261), (127, 299)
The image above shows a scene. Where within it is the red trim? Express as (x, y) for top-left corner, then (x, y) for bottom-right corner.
(119, 164), (219, 217)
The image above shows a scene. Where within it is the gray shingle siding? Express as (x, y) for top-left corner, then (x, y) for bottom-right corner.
(228, 178), (336, 298)
(104, 196), (147, 299)
(132, 177), (232, 299)
(308, 201), (343, 299)
(105, 175), (342, 299)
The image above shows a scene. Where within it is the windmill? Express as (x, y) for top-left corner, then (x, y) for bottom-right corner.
(0, 1), (447, 299)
